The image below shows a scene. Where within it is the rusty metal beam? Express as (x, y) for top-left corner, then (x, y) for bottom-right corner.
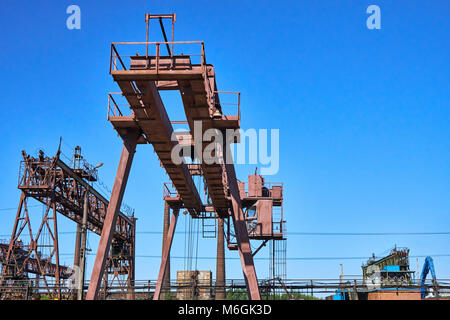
(86, 129), (140, 300)
(161, 201), (171, 299)
(153, 207), (179, 300)
(113, 79), (203, 214)
(224, 163), (261, 300)
(51, 201), (61, 299)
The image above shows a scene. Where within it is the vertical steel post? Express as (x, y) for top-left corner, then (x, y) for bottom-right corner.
(161, 201), (171, 299)
(171, 17), (174, 57)
(153, 208), (179, 300)
(127, 217), (136, 300)
(215, 217), (226, 299)
(145, 13), (149, 58)
(77, 191), (89, 300)
(86, 129), (140, 300)
(73, 222), (81, 299)
(73, 225), (81, 269)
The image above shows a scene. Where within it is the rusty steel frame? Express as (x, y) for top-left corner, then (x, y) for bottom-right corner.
(0, 193), (64, 299)
(93, 14), (289, 300)
(145, 13), (176, 58)
(105, 23), (262, 299)
(0, 149), (136, 300)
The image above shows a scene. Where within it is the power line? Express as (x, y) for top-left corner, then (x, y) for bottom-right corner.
(58, 253), (450, 261)
(287, 232), (450, 236)
(137, 231), (450, 236)
(2, 230), (450, 238)
(0, 205), (41, 212)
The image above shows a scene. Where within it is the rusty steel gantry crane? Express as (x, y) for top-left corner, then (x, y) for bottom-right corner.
(0, 148), (136, 299)
(84, 13), (286, 300)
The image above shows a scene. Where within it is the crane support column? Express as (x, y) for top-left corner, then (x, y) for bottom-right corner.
(225, 164), (260, 300)
(216, 217), (226, 299)
(153, 207), (180, 300)
(86, 128), (140, 300)
(161, 201), (171, 299)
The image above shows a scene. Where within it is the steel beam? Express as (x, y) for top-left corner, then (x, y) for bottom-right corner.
(86, 129), (140, 300)
(161, 201), (171, 299)
(51, 201), (61, 299)
(153, 207), (179, 300)
(224, 162), (261, 300)
(73, 225), (81, 269)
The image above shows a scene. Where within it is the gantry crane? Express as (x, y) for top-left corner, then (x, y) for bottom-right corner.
(0, 148), (136, 300)
(86, 13), (286, 300)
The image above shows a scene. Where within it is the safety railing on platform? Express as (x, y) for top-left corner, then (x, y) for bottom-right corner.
(110, 41), (206, 73)
(163, 182), (179, 199)
(18, 155), (55, 189)
(213, 91), (241, 122)
(239, 181), (283, 198)
(109, 42), (243, 125)
(2, 278), (449, 300)
(107, 93), (124, 118)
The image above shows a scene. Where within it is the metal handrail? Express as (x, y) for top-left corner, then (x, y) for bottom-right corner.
(213, 91), (241, 120)
(110, 41), (206, 73)
(107, 93), (124, 119)
(163, 182), (178, 198)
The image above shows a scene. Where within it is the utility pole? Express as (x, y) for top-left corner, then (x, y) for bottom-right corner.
(216, 217), (225, 299)
(417, 258), (420, 284)
(73, 222), (82, 298)
(77, 191), (89, 300)
(73, 147), (82, 299)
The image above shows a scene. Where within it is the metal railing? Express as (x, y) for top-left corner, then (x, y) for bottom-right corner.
(2, 278), (449, 300)
(107, 92), (124, 118)
(163, 182), (179, 198)
(108, 42), (242, 126)
(239, 181), (283, 198)
(214, 91), (241, 121)
(110, 41), (206, 73)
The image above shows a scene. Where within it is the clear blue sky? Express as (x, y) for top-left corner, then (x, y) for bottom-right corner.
(0, 0), (449, 283)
